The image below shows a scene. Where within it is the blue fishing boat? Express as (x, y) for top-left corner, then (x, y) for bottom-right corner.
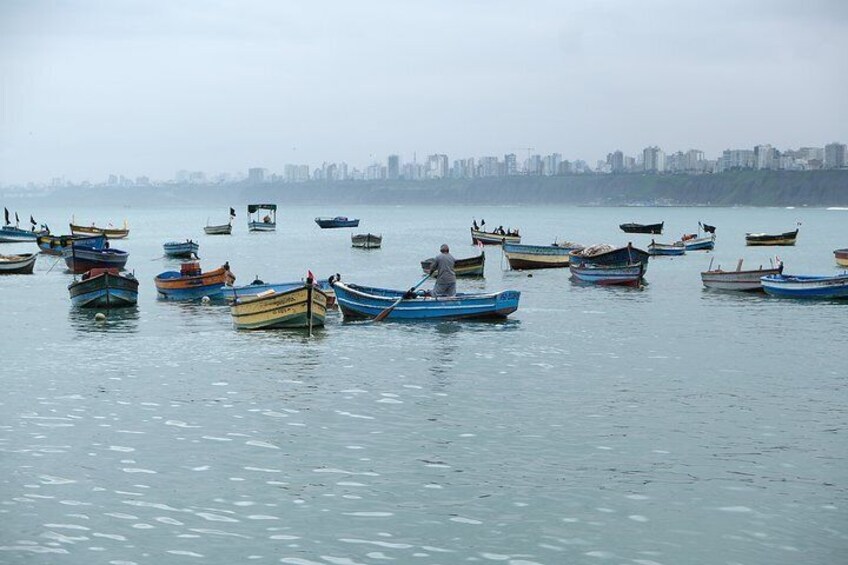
(163, 239), (199, 259)
(37, 234), (106, 255)
(315, 216), (360, 228)
(222, 276), (337, 308)
(569, 262), (645, 287)
(648, 240), (685, 256)
(569, 243), (650, 271)
(154, 262), (235, 300)
(332, 281), (520, 321)
(761, 272), (848, 299)
(68, 268), (139, 308)
(63, 244), (129, 274)
(0, 225), (48, 243)
(679, 234), (716, 251)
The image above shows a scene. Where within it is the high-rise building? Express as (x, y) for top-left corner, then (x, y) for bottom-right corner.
(478, 156), (500, 177)
(504, 153), (517, 176)
(426, 154), (449, 179)
(387, 155), (400, 180)
(754, 144), (777, 170)
(248, 168), (266, 184)
(607, 150), (625, 173)
(642, 146), (665, 173)
(720, 149), (755, 171)
(824, 142), (846, 169)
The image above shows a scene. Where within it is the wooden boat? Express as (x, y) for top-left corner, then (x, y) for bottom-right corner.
(834, 248), (848, 267)
(230, 283), (328, 329)
(701, 259), (781, 291)
(569, 243), (650, 271)
(620, 222), (663, 234)
(315, 216), (360, 228)
(648, 240), (685, 256)
(745, 229), (798, 246)
(351, 233), (382, 249)
(421, 252), (485, 277)
(761, 272), (848, 299)
(70, 220), (129, 239)
(155, 262), (235, 300)
(0, 253), (37, 274)
(678, 233), (716, 251)
(63, 245), (128, 274)
(163, 239), (199, 259)
(248, 204), (276, 232)
(37, 234), (106, 255)
(332, 281), (520, 321)
(205, 208), (235, 235)
(0, 225), (48, 243)
(502, 243), (577, 269)
(68, 268), (139, 307)
(223, 277), (337, 308)
(471, 228), (520, 245)
(570, 262), (645, 287)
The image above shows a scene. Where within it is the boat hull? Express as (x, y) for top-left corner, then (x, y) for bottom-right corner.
(745, 229), (798, 246)
(248, 221), (276, 232)
(230, 285), (327, 329)
(834, 249), (848, 267)
(69, 271), (139, 308)
(0, 253), (37, 274)
(570, 245), (650, 272)
(316, 217), (360, 228)
(333, 282), (520, 321)
(63, 247), (129, 274)
(223, 279), (336, 308)
(154, 265), (231, 300)
(0, 226), (47, 243)
(70, 223), (129, 239)
(204, 224), (232, 235)
(351, 233), (382, 248)
(503, 243), (574, 269)
(471, 229), (520, 245)
(648, 243), (685, 256)
(37, 234), (107, 255)
(570, 262), (644, 287)
(421, 252), (485, 277)
(761, 273), (848, 299)
(163, 241), (199, 258)
(701, 267), (780, 291)
(681, 235), (716, 251)
(620, 222), (663, 234)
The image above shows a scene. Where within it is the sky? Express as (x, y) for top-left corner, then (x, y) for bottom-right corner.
(0, 0), (846, 185)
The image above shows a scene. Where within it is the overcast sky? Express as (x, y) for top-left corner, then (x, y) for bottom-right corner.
(1, 0), (846, 184)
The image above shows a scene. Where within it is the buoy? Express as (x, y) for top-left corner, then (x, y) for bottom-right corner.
(527, 273), (533, 278)
(201, 296), (211, 304)
(94, 312), (107, 322)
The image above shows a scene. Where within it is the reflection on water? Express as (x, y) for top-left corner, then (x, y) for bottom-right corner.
(68, 305), (140, 333)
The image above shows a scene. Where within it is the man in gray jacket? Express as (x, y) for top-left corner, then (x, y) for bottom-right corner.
(428, 243), (456, 297)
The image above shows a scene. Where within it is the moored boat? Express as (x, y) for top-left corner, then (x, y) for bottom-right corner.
(0, 225), (48, 243)
(332, 281), (520, 321)
(648, 240), (685, 256)
(761, 272), (848, 299)
(37, 234), (107, 255)
(230, 283), (327, 329)
(421, 252), (485, 277)
(154, 261), (235, 300)
(223, 277), (337, 308)
(471, 228), (521, 245)
(63, 245), (129, 274)
(745, 228), (799, 246)
(205, 208), (235, 235)
(352, 233), (382, 249)
(0, 253), (37, 274)
(503, 243), (578, 269)
(70, 220), (129, 239)
(163, 239), (199, 259)
(248, 204), (277, 232)
(315, 216), (360, 228)
(620, 222), (663, 234)
(678, 234), (716, 251)
(68, 268), (139, 308)
(834, 248), (848, 267)
(701, 259), (781, 291)
(569, 262), (645, 287)
(569, 243), (650, 271)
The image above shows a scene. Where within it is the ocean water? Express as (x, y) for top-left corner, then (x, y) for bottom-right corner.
(0, 204), (846, 565)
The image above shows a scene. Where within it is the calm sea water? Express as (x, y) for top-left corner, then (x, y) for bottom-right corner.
(1, 204), (846, 565)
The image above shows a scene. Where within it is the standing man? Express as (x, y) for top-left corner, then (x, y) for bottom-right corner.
(428, 244), (456, 297)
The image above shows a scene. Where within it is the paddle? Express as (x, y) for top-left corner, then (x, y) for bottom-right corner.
(372, 274), (430, 323)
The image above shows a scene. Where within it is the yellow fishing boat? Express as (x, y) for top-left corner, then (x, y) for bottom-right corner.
(230, 284), (327, 329)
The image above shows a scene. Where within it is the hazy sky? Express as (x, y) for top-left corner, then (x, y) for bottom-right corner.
(1, 0), (846, 184)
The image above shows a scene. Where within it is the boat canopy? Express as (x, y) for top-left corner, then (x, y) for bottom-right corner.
(248, 204), (276, 213)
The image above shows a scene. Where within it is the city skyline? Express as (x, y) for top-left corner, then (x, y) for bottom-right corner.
(2, 1), (846, 185)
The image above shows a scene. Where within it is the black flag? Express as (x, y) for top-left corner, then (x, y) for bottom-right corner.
(15, 212), (19, 224)
(3, 207), (8, 225)
(229, 207), (236, 217)
(30, 215), (36, 225)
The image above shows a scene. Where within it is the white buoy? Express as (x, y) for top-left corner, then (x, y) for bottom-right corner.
(94, 312), (107, 322)
(201, 296), (211, 304)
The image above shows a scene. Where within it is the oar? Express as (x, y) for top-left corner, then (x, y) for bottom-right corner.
(372, 274), (430, 323)
(46, 255), (63, 274)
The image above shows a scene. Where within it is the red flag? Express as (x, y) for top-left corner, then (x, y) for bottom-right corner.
(307, 270), (314, 282)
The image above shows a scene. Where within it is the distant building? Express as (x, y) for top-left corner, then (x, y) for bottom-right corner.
(642, 146), (665, 173)
(720, 149), (755, 171)
(504, 153), (517, 176)
(478, 156), (500, 177)
(607, 150), (625, 173)
(543, 153), (562, 176)
(754, 144), (777, 170)
(248, 168), (266, 184)
(387, 155), (400, 180)
(525, 154), (542, 175)
(426, 154), (449, 179)
(824, 142), (846, 169)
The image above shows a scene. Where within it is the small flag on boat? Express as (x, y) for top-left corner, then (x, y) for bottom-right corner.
(3, 207), (8, 225)
(15, 212), (19, 224)
(30, 215), (36, 225)
(307, 270), (315, 283)
(229, 207), (236, 217)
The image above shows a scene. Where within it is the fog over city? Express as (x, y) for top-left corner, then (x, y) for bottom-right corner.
(1, 0), (846, 185)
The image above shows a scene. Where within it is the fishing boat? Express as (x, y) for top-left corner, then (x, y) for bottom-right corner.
(315, 216), (360, 228)
(701, 259), (781, 291)
(834, 248), (848, 267)
(205, 208), (235, 235)
(351, 233), (382, 249)
(569, 262), (645, 287)
(0, 253), (37, 274)
(223, 276), (337, 308)
(761, 272), (848, 299)
(620, 222), (663, 234)
(63, 244), (129, 274)
(470, 228), (521, 245)
(678, 233), (716, 251)
(332, 281), (520, 321)
(70, 220), (129, 239)
(37, 234), (107, 255)
(248, 204), (277, 232)
(745, 228), (799, 246)
(648, 240), (685, 256)
(230, 283), (328, 330)
(569, 243), (650, 271)
(1, 209), (48, 242)
(68, 268), (139, 308)
(154, 261), (235, 300)
(502, 243), (577, 269)
(421, 252), (485, 277)
(163, 239), (199, 259)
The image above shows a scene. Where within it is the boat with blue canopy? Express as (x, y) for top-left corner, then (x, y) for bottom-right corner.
(332, 281), (520, 321)
(761, 272), (848, 299)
